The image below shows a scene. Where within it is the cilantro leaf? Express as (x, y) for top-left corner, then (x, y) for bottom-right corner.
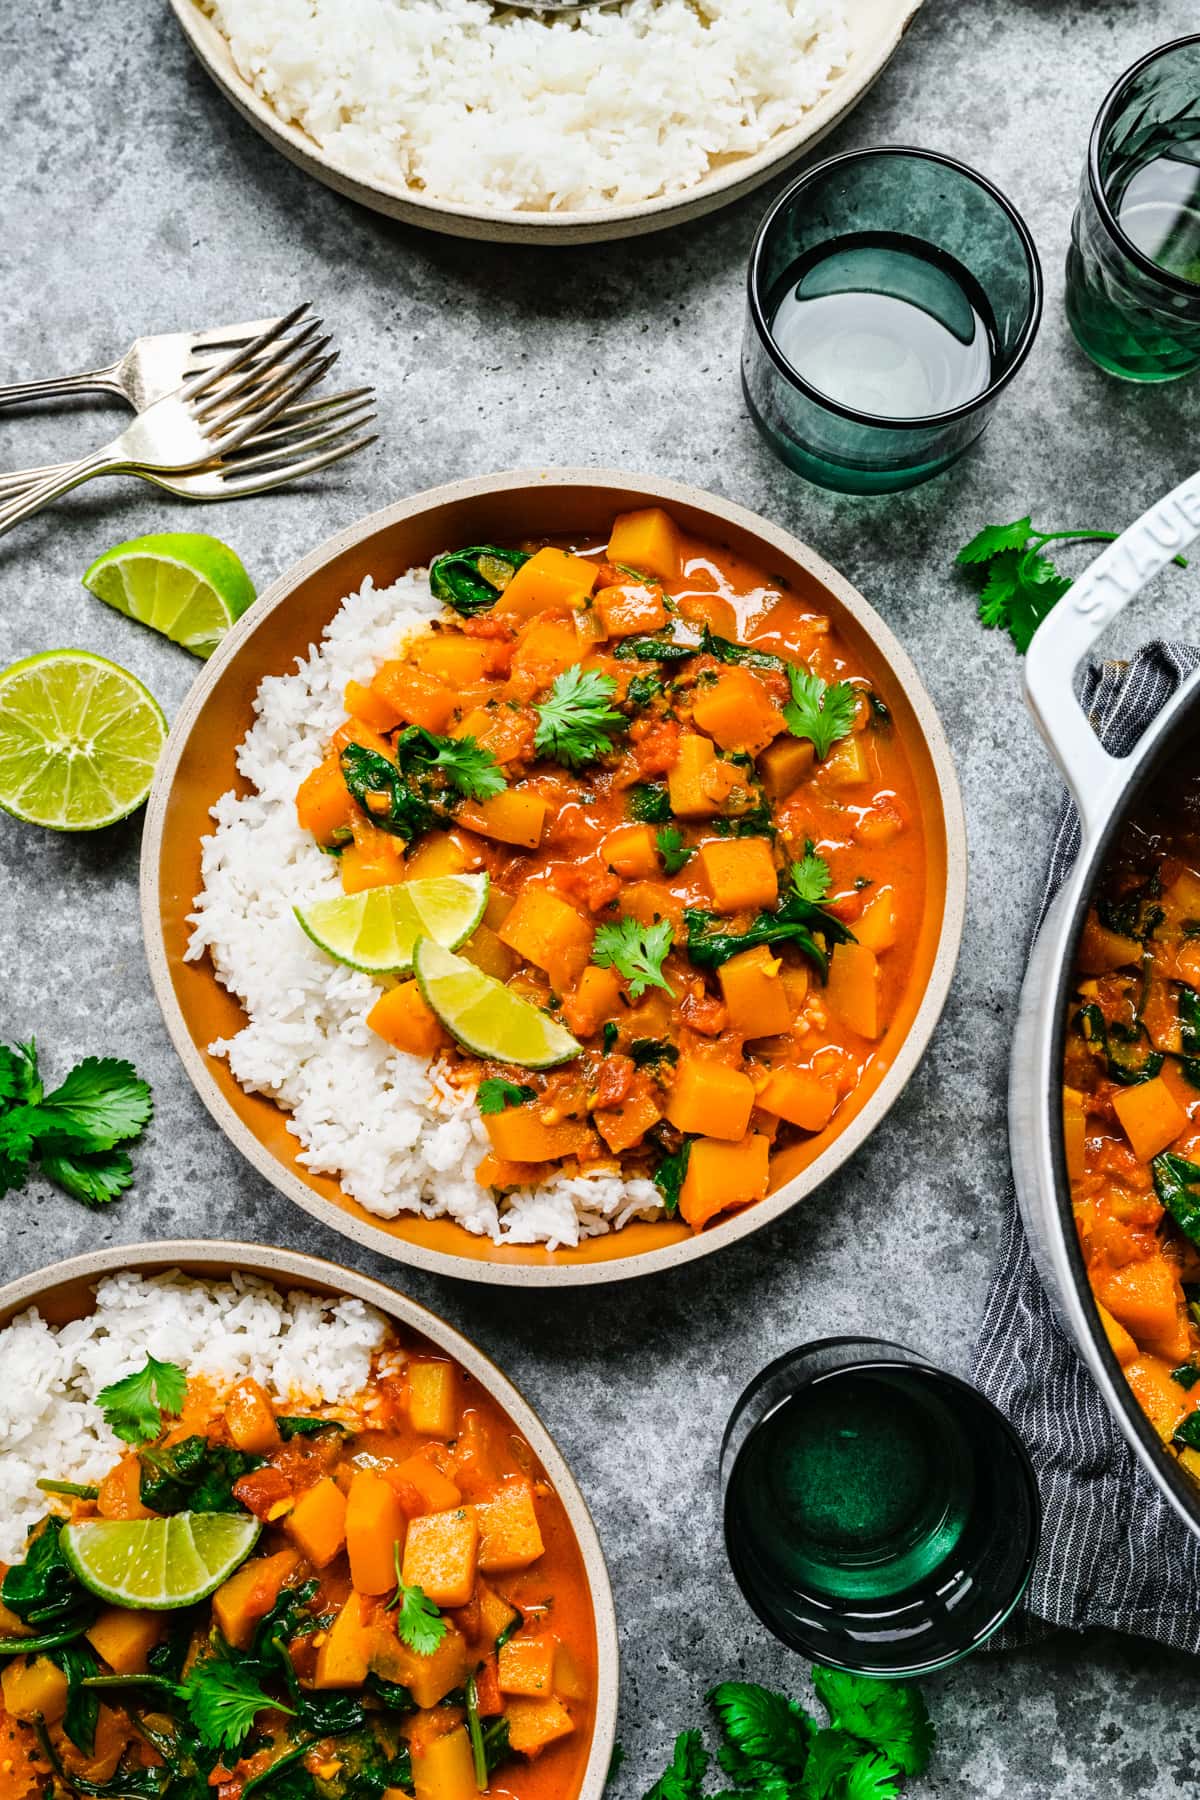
(593, 917), (673, 999)
(954, 516), (1033, 564)
(0, 1041), (41, 1108)
(0, 1110), (36, 1197)
(534, 667), (626, 768)
(476, 1078), (535, 1115)
(431, 735), (508, 802)
(797, 1728), (864, 1799)
(183, 1644), (291, 1751)
(656, 826), (692, 876)
(790, 853), (831, 905)
(39, 1147), (134, 1208)
(389, 1569), (447, 1657)
(35, 1058), (153, 1151)
(708, 1681), (812, 1771)
(96, 1355), (188, 1446)
(844, 1753), (904, 1800)
(644, 1729), (708, 1800)
(811, 1667), (935, 1777)
(783, 670), (857, 760)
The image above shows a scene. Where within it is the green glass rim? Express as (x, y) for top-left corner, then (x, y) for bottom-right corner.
(746, 145), (1045, 433)
(1088, 32), (1200, 301)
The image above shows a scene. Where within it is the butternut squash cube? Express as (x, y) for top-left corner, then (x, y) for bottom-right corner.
(717, 945), (792, 1037)
(314, 1591), (370, 1689)
(697, 838), (779, 914)
(225, 1378), (282, 1455)
(595, 583), (668, 638)
(666, 1057), (755, 1141)
(330, 718), (396, 762)
(212, 1549), (301, 1651)
(1112, 1076), (1187, 1162)
(402, 1508), (479, 1609)
(412, 1725), (479, 1800)
(478, 1581), (519, 1647)
(372, 661), (457, 733)
(287, 1476), (347, 1569)
(822, 732), (870, 786)
(462, 923), (519, 983)
(679, 1133), (771, 1229)
(1095, 1301), (1138, 1368)
(607, 507), (681, 582)
(758, 735), (814, 801)
(602, 823), (660, 880)
(505, 1695), (576, 1756)
(563, 964), (623, 1038)
(86, 1607), (163, 1674)
(369, 1619), (471, 1707)
(453, 705), (532, 766)
(474, 1478), (545, 1573)
(668, 733), (722, 819)
(499, 886), (593, 991)
(346, 1470), (405, 1596)
(1095, 1257), (1184, 1349)
(408, 1361), (459, 1439)
(511, 619), (582, 678)
(1062, 1086), (1087, 1185)
(553, 1643), (589, 1702)
(404, 831), (473, 881)
(391, 1453), (463, 1515)
(498, 1635), (555, 1697)
(295, 755), (356, 846)
(457, 789), (548, 849)
(595, 1089), (663, 1155)
(368, 981), (450, 1058)
(412, 636), (496, 688)
(757, 1067), (837, 1133)
(345, 678), (403, 733)
(692, 669), (785, 756)
(1, 1656), (68, 1724)
(485, 1109), (597, 1164)
(1076, 913), (1143, 974)
(854, 888), (896, 954)
(825, 942), (881, 1040)
(498, 547), (598, 619)
(340, 831), (405, 896)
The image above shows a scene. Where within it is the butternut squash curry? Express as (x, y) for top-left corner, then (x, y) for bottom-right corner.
(0, 1340), (596, 1799)
(1064, 752), (1200, 1476)
(295, 507), (927, 1230)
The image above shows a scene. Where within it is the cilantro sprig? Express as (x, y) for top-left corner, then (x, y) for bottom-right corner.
(0, 1043), (152, 1209)
(387, 1550), (448, 1657)
(96, 1356), (188, 1446)
(534, 667), (626, 768)
(477, 1078), (536, 1115)
(593, 917), (674, 999)
(790, 851), (831, 905)
(184, 1643), (291, 1752)
(430, 735), (508, 801)
(656, 826), (693, 876)
(783, 670), (857, 760)
(642, 1668), (935, 1800)
(956, 513), (1188, 653)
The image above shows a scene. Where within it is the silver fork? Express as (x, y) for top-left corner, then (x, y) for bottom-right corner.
(0, 387), (378, 501)
(0, 314), (286, 412)
(0, 309), (337, 537)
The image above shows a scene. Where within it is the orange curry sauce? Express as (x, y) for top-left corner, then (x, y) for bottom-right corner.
(296, 507), (928, 1231)
(0, 1339), (596, 1800)
(1064, 754), (1200, 1472)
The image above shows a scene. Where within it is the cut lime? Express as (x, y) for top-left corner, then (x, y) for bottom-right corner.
(0, 650), (167, 831)
(82, 532), (256, 659)
(296, 873), (490, 974)
(61, 1512), (261, 1610)
(413, 937), (581, 1069)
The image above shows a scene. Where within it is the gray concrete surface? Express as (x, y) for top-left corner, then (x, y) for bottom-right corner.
(2, 2), (1199, 1793)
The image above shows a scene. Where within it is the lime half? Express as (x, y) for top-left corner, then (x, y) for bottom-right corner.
(61, 1513), (261, 1610)
(414, 937), (581, 1069)
(0, 650), (167, 831)
(296, 873), (490, 974)
(82, 533), (256, 659)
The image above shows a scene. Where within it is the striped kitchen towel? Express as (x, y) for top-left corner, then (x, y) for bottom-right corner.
(973, 641), (1200, 1652)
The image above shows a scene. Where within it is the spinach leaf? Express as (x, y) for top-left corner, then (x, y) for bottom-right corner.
(612, 637), (696, 664)
(601, 1022), (619, 1055)
(1154, 1153), (1200, 1248)
(625, 673), (664, 708)
(710, 807), (775, 840)
(653, 1137), (693, 1217)
(1174, 1413), (1200, 1451)
(295, 1688), (366, 1737)
(367, 1672), (417, 1715)
(54, 1640), (99, 1755)
(1179, 986), (1200, 1088)
(1172, 1363), (1200, 1390)
(429, 545), (529, 616)
(139, 1436), (263, 1514)
(276, 1416), (347, 1441)
(340, 743), (437, 845)
(627, 783), (673, 824)
(697, 626), (788, 674)
(685, 882), (853, 981)
(253, 1578), (323, 1658)
(1076, 1003), (1165, 1086)
(482, 1717), (512, 1776)
(630, 1039), (679, 1070)
(1, 1517), (95, 1633)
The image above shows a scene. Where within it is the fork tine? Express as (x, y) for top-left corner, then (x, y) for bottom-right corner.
(214, 432), (377, 498)
(192, 321), (324, 421)
(186, 317), (285, 357)
(181, 301), (311, 402)
(208, 350), (340, 441)
(220, 390), (376, 452)
(219, 408), (378, 474)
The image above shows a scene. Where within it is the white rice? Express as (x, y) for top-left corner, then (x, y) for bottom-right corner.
(186, 568), (663, 1249)
(0, 1271), (390, 1562)
(200, 0), (851, 213)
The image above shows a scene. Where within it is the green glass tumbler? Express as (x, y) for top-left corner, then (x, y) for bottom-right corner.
(1065, 35), (1200, 382)
(742, 148), (1043, 495)
(720, 1338), (1041, 1677)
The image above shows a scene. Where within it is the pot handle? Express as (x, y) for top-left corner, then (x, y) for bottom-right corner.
(1024, 470), (1200, 838)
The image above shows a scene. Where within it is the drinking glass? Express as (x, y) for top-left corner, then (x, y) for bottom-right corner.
(1065, 35), (1200, 382)
(742, 148), (1043, 495)
(720, 1338), (1041, 1677)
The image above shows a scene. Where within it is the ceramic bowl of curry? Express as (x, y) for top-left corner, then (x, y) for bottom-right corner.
(0, 1239), (619, 1797)
(141, 468), (967, 1286)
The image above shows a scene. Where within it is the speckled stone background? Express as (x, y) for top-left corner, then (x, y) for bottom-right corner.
(3, 1), (1200, 1793)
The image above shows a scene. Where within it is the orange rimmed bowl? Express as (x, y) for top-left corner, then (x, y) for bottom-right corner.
(141, 468), (967, 1285)
(0, 1240), (619, 1799)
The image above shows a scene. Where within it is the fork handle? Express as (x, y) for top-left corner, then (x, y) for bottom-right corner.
(0, 459), (72, 496)
(0, 366), (124, 408)
(0, 450), (116, 538)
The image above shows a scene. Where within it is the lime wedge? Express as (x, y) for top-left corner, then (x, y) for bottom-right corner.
(295, 873), (490, 974)
(414, 937), (581, 1069)
(61, 1512), (261, 1610)
(82, 532), (256, 659)
(0, 650), (167, 831)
